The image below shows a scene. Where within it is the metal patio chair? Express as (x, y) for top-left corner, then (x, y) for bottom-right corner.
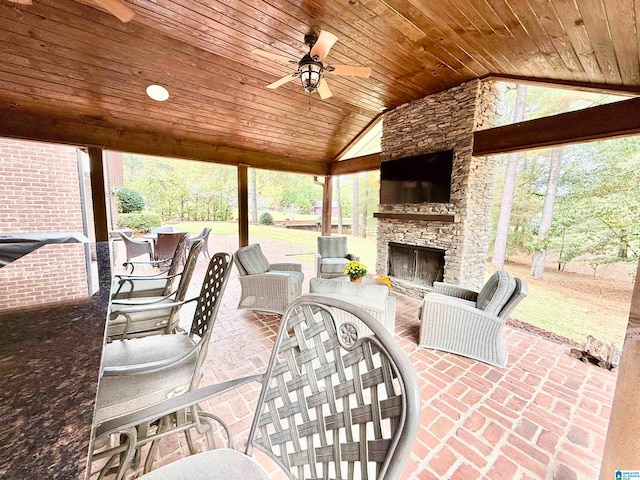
(112, 233), (190, 299)
(91, 295), (420, 480)
(90, 251), (234, 479)
(106, 240), (204, 340)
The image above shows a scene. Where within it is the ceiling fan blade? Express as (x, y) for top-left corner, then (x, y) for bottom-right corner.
(252, 49), (296, 66)
(310, 30), (338, 61)
(267, 73), (297, 89)
(76, 0), (135, 22)
(6, 0), (33, 4)
(328, 65), (372, 78)
(317, 78), (333, 100)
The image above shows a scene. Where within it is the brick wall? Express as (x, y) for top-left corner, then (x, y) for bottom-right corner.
(0, 139), (89, 310)
(377, 80), (500, 297)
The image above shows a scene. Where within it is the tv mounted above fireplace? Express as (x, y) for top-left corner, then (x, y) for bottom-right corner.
(380, 149), (454, 204)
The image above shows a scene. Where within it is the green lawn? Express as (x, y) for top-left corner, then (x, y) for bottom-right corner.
(172, 221), (630, 347)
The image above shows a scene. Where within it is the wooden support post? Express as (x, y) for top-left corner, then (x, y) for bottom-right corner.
(322, 175), (332, 236)
(238, 165), (249, 247)
(87, 146), (108, 242)
(599, 259), (640, 479)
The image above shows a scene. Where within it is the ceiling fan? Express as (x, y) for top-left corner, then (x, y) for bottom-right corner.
(252, 30), (371, 100)
(5, 0), (135, 23)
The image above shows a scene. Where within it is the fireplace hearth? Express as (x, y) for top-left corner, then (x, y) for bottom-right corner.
(387, 242), (445, 288)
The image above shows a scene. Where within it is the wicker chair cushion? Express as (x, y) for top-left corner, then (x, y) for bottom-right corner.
(138, 449), (270, 480)
(319, 256), (350, 274)
(95, 335), (197, 423)
(317, 236), (348, 258)
(265, 270), (304, 294)
(477, 270), (516, 316)
(237, 244), (271, 275)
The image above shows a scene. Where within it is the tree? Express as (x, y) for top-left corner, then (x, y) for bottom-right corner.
(530, 146), (563, 278)
(492, 84), (527, 268)
(335, 176), (343, 234)
(116, 187), (144, 213)
(352, 173), (360, 236)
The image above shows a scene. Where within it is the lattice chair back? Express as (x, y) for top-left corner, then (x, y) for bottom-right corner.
(246, 294), (420, 480)
(187, 251), (234, 388)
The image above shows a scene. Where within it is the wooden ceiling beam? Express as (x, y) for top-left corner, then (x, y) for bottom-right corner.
(484, 74), (640, 97)
(329, 153), (381, 175)
(0, 107), (328, 176)
(473, 95), (640, 156)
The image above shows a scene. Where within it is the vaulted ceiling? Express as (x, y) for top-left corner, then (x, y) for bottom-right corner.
(0, 0), (639, 175)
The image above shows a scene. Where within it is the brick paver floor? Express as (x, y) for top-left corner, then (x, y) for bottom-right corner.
(112, 235), (618, 479)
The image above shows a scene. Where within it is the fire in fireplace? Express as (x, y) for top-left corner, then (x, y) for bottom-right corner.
(387, 242), (445, 287)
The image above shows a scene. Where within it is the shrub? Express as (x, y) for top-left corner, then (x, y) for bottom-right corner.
(259, 212), (275, 225)
(117, 211), (161, 232)
(116, 187), (145, 213)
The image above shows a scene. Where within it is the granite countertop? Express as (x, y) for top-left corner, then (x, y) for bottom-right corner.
(0, 242), (110, 479)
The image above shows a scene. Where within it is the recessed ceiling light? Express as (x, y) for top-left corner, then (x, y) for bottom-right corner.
(146, 84), (169, 101)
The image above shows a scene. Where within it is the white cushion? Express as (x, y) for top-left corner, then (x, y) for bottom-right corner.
(95, 335), (197, 424)
(138, 449), (270, 480)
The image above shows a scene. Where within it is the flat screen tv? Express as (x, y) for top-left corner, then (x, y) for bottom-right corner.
(380, 149), (453, 204)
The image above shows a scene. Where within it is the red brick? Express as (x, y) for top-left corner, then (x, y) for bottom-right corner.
(515, 418), (539, 441)
(430, 416), (455, 440)
(486, 456), (517, 480)
(483, 422), (506, 445)
(553, 464), (577, 480)
(567, 426), (590, 448)
(451, 463), (481, 480)
(536, 430), (559, 453)
(463, 411), (486, 432)
(428, 446), (457, 476)
(447, 436), (488, 469)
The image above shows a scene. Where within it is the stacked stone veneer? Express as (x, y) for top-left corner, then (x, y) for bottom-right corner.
(376, 79), (500, 298)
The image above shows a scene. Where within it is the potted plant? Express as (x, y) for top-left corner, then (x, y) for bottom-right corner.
(344, 260), (367, 283)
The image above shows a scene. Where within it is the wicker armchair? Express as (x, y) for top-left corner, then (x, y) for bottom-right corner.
(90, 252), (233, 479)
(91, 295), (420, 480)
(419, 270), (528, 367)
(119, 232), (153, 263)
(234, 243), (303, 314)
(315, 235), (359, 278)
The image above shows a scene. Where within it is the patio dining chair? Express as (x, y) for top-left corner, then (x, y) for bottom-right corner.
(91, 295), (420, 480)
(106, 240), (204, 340)
(90, 251), (233, 479)
(154, 232), (188, 267)
(119, 232), (153, 264)
(112, 234), (190, 299)
(151, 226), (175, 235)
(187, 227), (211, 259)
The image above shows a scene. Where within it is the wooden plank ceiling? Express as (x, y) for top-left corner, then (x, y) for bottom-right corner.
(0, 0), (639, 174)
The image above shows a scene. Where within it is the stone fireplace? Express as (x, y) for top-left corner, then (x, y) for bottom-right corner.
(375, 80), (499, 299)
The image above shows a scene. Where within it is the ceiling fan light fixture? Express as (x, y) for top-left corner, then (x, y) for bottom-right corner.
(298, 55), (324, 93)
(146, 84), (169, 102)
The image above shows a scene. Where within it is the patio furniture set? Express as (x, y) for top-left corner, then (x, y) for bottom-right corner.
(90, 233), (527, 478)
